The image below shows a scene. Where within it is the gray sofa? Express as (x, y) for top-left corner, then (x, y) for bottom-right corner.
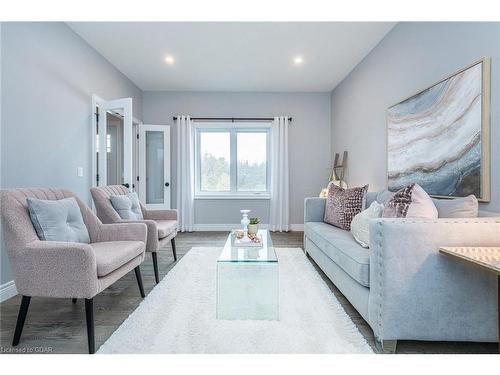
(304, 192), (500, 352)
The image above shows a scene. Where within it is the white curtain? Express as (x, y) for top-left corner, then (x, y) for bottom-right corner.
(176, 115), (195, 232)
(269, 116), (290, 232)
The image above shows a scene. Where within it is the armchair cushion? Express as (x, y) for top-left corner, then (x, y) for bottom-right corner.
(91, 241), (145, 277)
(110, 192), (144, 220)
(27, 197), (90, 243)
(156, 220), (177, 239)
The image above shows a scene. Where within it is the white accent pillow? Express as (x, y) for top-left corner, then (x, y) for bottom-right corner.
(350, 201), (384, 248)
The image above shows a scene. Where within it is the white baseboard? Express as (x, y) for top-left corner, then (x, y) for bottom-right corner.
(0, 280), (18, 302)
(192, 224), (304, 232)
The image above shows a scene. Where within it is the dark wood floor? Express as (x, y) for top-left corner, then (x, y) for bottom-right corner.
(0, 231), (496, 354)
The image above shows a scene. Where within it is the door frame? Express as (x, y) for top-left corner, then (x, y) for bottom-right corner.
(91, 94), (140, 190)
(138, 124), (171, 209)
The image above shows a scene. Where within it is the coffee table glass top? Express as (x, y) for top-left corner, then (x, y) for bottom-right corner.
(218, 229), (277, 262)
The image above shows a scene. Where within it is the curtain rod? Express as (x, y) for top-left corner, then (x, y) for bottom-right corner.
(172, 116), (292, 123)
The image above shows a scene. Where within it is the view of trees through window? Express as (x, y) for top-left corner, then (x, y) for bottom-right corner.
(199, 130), (268, 193)
(200, 132), (230, 191)
(237, 132), (267, 191)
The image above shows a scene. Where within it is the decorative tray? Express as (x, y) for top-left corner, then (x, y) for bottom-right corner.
(231, 231), (263, 248)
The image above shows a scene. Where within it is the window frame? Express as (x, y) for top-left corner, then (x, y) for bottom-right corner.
(194, 122), (272, 199)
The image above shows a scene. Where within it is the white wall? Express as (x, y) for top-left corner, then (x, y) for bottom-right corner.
(331, 22), (500, 213)
(1, 22), (143, 286)
(142, 91), (332, 227)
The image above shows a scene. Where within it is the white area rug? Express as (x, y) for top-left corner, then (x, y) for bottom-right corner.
(98, 247), (373, 354)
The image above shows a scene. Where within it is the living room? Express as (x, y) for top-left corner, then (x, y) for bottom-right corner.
(1, 0), (499, 372)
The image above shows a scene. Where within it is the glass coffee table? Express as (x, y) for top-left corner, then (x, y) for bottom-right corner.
(216, 229), (279, 320)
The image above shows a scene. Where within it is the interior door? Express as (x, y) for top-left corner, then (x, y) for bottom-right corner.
(138, 125), (171, 209)
(94, 97), (133, 189)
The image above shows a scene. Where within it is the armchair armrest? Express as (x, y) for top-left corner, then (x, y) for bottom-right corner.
(143, 208), (178, 221)
(11, 241), (98, 298)
(304, 197), (326, 223)
(96, 222), (147, 243)
(368, 218), (500, 342)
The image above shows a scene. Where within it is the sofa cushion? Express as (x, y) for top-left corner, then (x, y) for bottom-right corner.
(156, 220), (177, 239)
(27, 197), (90, 243)
(110, 192), (144, 220)
(432, 195), (478, 218)
(305, 222), (370, 287)
(91, 241), (144, 277)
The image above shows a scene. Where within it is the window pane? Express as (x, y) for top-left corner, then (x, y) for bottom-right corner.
(200, 132), (230, 191)
(145, 131), (164, 204)
(237, 132), (267, 191)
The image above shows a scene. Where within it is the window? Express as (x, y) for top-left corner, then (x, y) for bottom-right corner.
(196, 124), (270, 198)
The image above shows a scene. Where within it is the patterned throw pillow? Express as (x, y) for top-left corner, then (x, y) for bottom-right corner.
(382, 183), (438, 218)
(324, 183), (369, 230)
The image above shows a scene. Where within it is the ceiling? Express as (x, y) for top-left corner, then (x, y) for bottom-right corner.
(68, 22), (395, 92)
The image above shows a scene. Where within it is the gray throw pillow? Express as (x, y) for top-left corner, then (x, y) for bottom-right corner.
(110, 192), (144, 220)
(432, 195), (478, 218)
(27, 197), (90, 243)
(376, 189), (394, 204)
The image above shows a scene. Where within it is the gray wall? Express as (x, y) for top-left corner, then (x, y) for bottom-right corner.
(1, 22), (143, 285)
(142, 91), (332, 225)
(330, 22), (500, 213)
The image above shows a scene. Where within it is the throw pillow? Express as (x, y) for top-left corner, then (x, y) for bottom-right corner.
(110, 192), (144, 220)
(324, 183), (369, 230)
(27, 197), (90, 243)
(350, 201), (384, 248)
(382, 183), (438, 218)
(376, 189), (394, 204)
(432, 195), (478, 218)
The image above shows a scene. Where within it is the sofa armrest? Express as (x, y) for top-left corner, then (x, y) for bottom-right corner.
(11, 241), (98, 298)
(143, 208), (178, 221)
(304, 197), (326, 223)
(368, 218), (500, 342)
(96, 222), (148, 244)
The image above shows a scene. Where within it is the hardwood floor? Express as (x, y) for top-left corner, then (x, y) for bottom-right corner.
(0, 231), (496, 354)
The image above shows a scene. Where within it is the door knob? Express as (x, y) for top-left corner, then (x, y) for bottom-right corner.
(122, 183), (130, 188)
(165, 182), (170, 187)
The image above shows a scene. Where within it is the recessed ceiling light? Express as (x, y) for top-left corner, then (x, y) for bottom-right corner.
(293, 56), (304, 65)
(165, 55), (175, 65)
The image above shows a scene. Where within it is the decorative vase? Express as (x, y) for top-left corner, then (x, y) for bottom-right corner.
(247, 223), (259, 235)
(240, 209), (251, 232)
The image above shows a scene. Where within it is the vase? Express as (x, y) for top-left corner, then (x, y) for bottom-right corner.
(240, 209), (251, 232)
(247, 223), (259, 235)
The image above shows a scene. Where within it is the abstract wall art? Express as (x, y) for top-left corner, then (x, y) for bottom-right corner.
(387, 58), (490, 201)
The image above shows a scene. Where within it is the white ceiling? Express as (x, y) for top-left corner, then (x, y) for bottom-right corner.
(68, 22), (395, 92)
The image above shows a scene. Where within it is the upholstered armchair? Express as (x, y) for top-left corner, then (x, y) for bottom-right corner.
(90, 185), (178, 284)
(0, 188), (148, 354)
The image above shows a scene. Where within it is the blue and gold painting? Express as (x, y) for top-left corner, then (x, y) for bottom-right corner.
(387, 60), (489, 200)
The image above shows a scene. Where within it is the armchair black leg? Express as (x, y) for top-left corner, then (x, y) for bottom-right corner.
(134, 266), (146, 298)
(85, 298), (95, 354)
(12, 295), (31, 346)
(72, 298), (77, 304)
(152, 252), (160, 284)
(171, 238), (177, 261)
